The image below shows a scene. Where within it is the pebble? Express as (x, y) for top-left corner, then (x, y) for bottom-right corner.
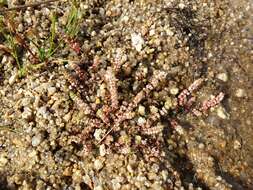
(63, 167), (72, 176)
(99, 144), (106, 157)
(178, 3), (186, 9)
(37, 106), (49, 119)
(94, 185), (104, 190)
(150, 105), (158, 114)
(216, 106), (229, 119)
(94, 129), (104, 141)
(233, 140), (241, 150)
(127, 164), (134, 173)
(164, 97), (172, 110)
(235, 88), (246, 98)
(94, 159), (104, 171)
(138, 105), (146, 116)
(137, 117), (146, 126)
(111, 178), (122, 190)
(216, 72), (228, 82)
(170, 87), (179, 95)
(131, 32), (144, 52)
(0, 155), (8, 167)
(149, 29), (155, 36)
(17, 23), (24, 32)
(72, 169), (83, 183)
(9, 72), (18, 85)
(22, 107), (33, 120)
(47, 86), (57, 96)
(31, 133), (43, 147)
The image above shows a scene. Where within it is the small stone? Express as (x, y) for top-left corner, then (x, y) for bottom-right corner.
(170, 87), (179, 95)
(47, 86), (56, 96)
(198, 143), (205, 149)
(233, 140), (241, 150)
(31, 133), (43, 147)
(63, 167), (72, 176)
(63, 112), (72, 122)
(72, 169), (82, 183)
(99, 144), (106, 157)
(22, 107), (33, 120)
(149, 29), (155, 36)
(17, 23), (24, 32)
(166, 28), (174, 36)
(178, 3), (185, 9)
(37, 106), (49, 118)
(91, 31), (97, 37)
(94, 159), (104, 171)
(164, 97), (172, 110)
(127, 164), (134, 173)
(161, 170), (168, 181)
(149, 105), (158, 114)
(94, 129), (104, 141)
(216, 106), (229, 119)
(137, 117), (146, 126)
(21, 97), (32, 106)
(138, 105), (145, 116)
(1, 55), (8, 64)
(83, 175), (92, 188)
(217, 72), (228, 82)
(135, 135), (142, 144)
(131, 32), (144, 52)
(9, 72), (18, 85)
(0, 155), (8, 167)
(235, 88), (246, 98)
(94, 185), (104, 190)
(111, 178), (122, 190)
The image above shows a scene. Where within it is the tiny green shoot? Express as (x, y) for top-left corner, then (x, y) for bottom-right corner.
(65, 0), (80, 38)
(0, 16), (25, 77)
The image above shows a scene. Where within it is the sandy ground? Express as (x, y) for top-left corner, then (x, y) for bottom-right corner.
(0, 0), (252, 189)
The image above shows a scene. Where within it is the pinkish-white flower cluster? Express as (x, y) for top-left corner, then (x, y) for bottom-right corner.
(192, 92), (225, 116)
(177, 78), (224, 116)
(104, 67), (119, 110)
(178, 78), (204, 106)
(112, 48), (123, 73)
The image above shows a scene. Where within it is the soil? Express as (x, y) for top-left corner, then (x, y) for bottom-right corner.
(0, 0), (252, 190)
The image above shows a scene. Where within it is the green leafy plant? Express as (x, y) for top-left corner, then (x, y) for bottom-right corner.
(30, 12), (59, 62)
(65, 0), (80, 38)
(0, 16), (25, 77)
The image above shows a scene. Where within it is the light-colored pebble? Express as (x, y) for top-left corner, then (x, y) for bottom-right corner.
(94, 185), (104, 190)
(217, 72), (228, 82)
(31, 133), (43, 147)
(47, 86), (57, 96)
(170, 87), (179, 95)
(164, 97), (172, 110)
(138, 105), (146, 116)
(150, 105), (158, 114)
(233, 140), (241, 150)
(111, 178), (121, 190)
(137, 117), (146, 126)
(99, 144), (106, 157)
(94, 159), (104, 171)
(37, 106), (49, 118)
(9, 72), (18, 85)
(131, 32), (144, 52)
(0, 155), (8, 167)
(235, 88), (246, 98)
(22, 107), (33, 120)
(94, 129), (104, 141)
(216, 106), (229, 119)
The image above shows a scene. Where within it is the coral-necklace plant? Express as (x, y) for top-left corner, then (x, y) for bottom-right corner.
(65, 52), (224, 154)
